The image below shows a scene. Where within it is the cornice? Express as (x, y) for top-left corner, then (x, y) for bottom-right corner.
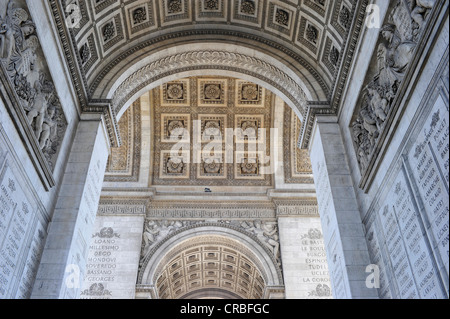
(299, 0), (369, 149)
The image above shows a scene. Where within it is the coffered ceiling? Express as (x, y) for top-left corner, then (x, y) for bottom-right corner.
(154, 238), (266, 299)
(104, 76), (314, 190)
(46, 0), (368, 149)
(59, 0), (361, 99)
(152, 76), (275, 187)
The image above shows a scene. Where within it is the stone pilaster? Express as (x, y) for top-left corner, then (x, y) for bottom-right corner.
(31, 113), (111, 299)
(309, 115), (378, 299)
(278, 216), (332, 299)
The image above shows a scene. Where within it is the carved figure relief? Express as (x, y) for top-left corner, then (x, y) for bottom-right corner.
(0, 0), (67, 171)
(351, 0), (435, 172)
(142, 220), (194, 256)
(241, 220), (280, 264)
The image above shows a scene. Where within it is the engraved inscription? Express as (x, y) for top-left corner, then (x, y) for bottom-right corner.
(81, 228), (121, 299)
(381, 172), (445, 299)
(300, 229), (332, 299)
(409, 97), (449, 273)
(365, 215), (393, 299)
(15, 222), (46, 298)
(0, 164), (36, 298)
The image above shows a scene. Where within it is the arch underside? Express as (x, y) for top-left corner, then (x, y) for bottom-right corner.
(49, 0), (367, 148)
(139, 226), (283, 299)
(90, 34), (332, 99)
(181, 288), (243, 300)
(95, 40), (330, 123)
(66, 0), (358, 104)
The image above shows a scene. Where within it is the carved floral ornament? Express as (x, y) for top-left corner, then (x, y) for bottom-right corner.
(111, 50), (309, 119)
(351, 0), (436, 174)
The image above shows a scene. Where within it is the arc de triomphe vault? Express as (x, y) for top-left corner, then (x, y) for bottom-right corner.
(0, 0), (448, 299)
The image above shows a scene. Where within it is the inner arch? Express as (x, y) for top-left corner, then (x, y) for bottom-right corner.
(97, 43), (324, 121)
(154, 236), (267, 299)
(139, 225), (284, 298)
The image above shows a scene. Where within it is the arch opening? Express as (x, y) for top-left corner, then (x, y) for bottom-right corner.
(154, 237), (266, 300)
(139, 226), (284, 300)
(98, 42), (326, 123)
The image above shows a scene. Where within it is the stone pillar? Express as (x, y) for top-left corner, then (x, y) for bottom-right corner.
(31, 113), (111, 299)
(309, 115), (378, 299)
(278, 216), (332, 299)
(276, 200), (332, 299)
(80, 210), (145, 299)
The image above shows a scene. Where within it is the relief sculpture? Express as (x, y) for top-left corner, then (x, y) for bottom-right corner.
(142, 220), (183, 255)
(0, 0), (66, 170)
(352, 0), (435, 172)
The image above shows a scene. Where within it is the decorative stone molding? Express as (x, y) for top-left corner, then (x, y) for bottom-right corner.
(47, 0), (372, 151)
(263, 286), (286, 299)
(283, 104), (314, 184)
(97, 198), (148, 215)
(104, 99), (141, 181)
(42, 1), (121, 149)
(147, 201), (276, 219)
(111, 50), (309, 118)
(273, 198), (319, 217)
(135, 285), (157, 299)
(88, 99), (121, 148)
(299, 0), (370, 149)
(276, 205), (319, 217)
